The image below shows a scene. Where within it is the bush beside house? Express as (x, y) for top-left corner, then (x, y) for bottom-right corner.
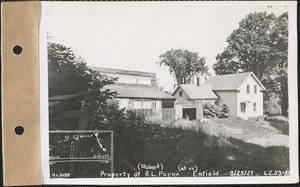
(203, 102), (230, 118)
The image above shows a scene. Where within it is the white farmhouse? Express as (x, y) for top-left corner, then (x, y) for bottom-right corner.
(203, 72), (266, 119)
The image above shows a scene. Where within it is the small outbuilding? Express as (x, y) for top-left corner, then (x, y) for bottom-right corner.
(172, 84), (218, 120)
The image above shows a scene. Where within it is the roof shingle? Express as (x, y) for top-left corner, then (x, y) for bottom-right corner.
(173, 84), (218, 100)
(103, 84), (175, 100)
(203, 72), (252, 91)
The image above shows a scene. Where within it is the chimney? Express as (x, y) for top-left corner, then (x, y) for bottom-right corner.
(196, 77), (200, 87)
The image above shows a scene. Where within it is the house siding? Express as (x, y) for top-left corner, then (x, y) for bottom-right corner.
(237, 76), (264, 118)
(214, 91), (237, 118)
(115, 98), (162, 109)
(173, 87), (190, 103)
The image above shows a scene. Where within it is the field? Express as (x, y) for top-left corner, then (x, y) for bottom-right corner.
(113, 116), (290, 176)
(162, 118), (289, 147)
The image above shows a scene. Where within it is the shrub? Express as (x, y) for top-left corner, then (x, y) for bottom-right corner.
(162, 119), (205, 133)
(85, 102), (150, 157)
(145, 116), (167, 126)
(265, 115), (289, 135)
(203, 102), (230, 118)
(220, 104), (230, 118)
(48, 42), (117, 97)
(266, 115), (289, 122)
(264, 97), (282, 116)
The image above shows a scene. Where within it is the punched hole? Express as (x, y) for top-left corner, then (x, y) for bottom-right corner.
(15, 126), (24, 135)
(13, 45), (22, 55)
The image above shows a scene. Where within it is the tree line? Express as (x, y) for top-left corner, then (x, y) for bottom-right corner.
(49, 11), (288, 117)
(157, 12), (288, 117)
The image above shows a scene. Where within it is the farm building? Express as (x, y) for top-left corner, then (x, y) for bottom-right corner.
(103, 84), (176, 109)
(89, 67), (265, 120)
(89, 66), (177, 120)
(203, 72), (265, 119)
(172, 84), (218, 120)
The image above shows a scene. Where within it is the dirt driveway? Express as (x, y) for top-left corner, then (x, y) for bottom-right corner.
(201, 118), (289, 148)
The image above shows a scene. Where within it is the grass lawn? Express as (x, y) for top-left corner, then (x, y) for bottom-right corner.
(266, 116), (289, 135)
(199, 118), (289, 147)
(113, 117), (290, 176)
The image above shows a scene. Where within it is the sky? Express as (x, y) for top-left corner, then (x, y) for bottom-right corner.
(42, 1), (289, 91)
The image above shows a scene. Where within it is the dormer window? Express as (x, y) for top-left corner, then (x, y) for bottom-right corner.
(254, 85), (257, 94)
(246, 85), (250, 94)
(179, 91), (183, 97)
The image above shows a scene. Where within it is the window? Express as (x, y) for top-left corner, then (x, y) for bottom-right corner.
(133, 100), (142, 108)
(254, 85), (257, 94)
(240, 103), (246, 113)
(153, 101), (156, 109)
(154, 101), (161, 109)
(246, 85), (250, 94)
(143, 101), (152, 109)
(253, 102), (257, 112)
(179, 91), (183, 97)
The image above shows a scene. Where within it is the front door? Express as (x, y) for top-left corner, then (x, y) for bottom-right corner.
(240, 103), (246, 113)
(240, 102), (248, 119)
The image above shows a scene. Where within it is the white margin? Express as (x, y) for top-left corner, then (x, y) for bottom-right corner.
(39, 1), (299, 185)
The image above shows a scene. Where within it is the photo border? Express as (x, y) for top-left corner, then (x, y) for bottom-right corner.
(39, 1), (298, 185)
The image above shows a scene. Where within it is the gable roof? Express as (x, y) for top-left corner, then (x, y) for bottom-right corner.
(203, 72), (265, 91)
(172, 84), (218, 100)
(103, 84), (176, 100)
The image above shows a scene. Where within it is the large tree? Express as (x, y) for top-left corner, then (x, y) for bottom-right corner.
(157, 49), (209, 85)
(48, 43), (146, 169)
(213, 12), (288, 117)
(48, 42), (120, 127)
(48, 42), (116, 97)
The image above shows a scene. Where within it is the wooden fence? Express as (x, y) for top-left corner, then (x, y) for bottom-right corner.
(162, 108), (176, 121)
(130, 108), (176, 121)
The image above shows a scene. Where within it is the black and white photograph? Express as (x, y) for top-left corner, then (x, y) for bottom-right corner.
(39, 1), (298, 184)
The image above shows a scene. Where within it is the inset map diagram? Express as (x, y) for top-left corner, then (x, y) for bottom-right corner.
(49, 130), (112, 160)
